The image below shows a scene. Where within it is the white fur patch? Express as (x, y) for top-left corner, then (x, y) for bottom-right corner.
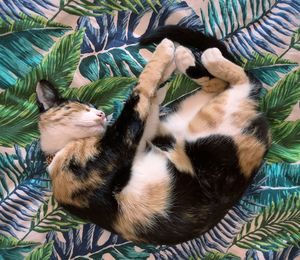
(175, 46), (195, 74)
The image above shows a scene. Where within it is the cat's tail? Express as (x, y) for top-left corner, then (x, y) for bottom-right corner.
(139, 25), (235, 62)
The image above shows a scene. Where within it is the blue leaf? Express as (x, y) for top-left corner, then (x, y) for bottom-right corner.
(77, 0), (202, 81)
(0, 141), (51, 238)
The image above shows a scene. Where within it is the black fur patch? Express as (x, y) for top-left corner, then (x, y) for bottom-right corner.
(150, 135), (176, 151)
(243, 115), (270, 146)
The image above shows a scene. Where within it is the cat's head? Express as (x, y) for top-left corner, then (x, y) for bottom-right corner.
(36, 80), (107, 154)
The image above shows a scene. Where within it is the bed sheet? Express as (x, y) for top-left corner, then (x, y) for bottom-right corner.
(0, 0), (300, 259)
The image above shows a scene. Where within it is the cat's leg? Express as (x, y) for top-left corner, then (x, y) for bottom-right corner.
(175, 46), (228, 93)
(103, 39), (175, 148)
(187, 48), (252, 136)
(201, 48), (248, 85)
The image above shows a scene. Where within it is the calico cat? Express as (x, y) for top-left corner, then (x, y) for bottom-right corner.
(37, 30), (270, 244)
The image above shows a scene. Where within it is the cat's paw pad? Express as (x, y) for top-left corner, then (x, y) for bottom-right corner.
(175, 46), (195, 74)
(201, 48), (224, 69)
(154, 39), (175, 62)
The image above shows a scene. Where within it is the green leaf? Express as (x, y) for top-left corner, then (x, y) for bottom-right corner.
(0, 14), (70, 89)
(202, 251), (241, 260)
(265, 120), (300, 163)
(61, 77), (137, 114)
(260, 69), (300, 122)
(243, 53), (298, 86)
(0, 234), (38, 260)
(162, 74), (200, 106)
(25, 241), (54, 260)
(0, 30), (84, 147)
(233, 193), (300, 252)
(27, 196), (85, 235)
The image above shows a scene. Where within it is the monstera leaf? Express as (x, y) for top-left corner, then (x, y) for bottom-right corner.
(0, 141), (50, 238)
(199, 0), (300, 59)
(77, 0), (201, 81)
(232, 193), (300, 252)
(0, 14), (70, 89)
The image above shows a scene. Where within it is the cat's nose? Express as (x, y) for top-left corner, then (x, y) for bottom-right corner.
(97, 111), (106, 119)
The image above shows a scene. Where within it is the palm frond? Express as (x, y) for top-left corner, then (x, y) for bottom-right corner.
(261, 69), (300, 122)
(266, 121), (300, 163)
(0, 14), (70, 89)
(200, 0), (300, 59)
(0, 0), (57, 20)
(0, 30), (84, 147)
(232, 193), (300, 252)
(61, 77), (137, 114)
(0, 234), (38, 259)
(28, 196), (84, 236)
(25, 241), (54, 260)
(242, 52), (298, 86)
(0, 141), (50, 238)
(53, 0), (166, 21)
(202, 251), (241, 260)
(78, 0), (200, 81)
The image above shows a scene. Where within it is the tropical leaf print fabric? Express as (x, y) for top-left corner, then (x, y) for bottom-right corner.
(0, 0), (299, 259)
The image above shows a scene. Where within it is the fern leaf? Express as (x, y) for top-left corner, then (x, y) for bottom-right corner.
(260, 69), (300, 122)
(233, 193), (300, 252)
(243, 52), (298, 86)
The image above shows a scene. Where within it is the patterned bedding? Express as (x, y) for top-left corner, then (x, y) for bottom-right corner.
(0, 0), (299, 259)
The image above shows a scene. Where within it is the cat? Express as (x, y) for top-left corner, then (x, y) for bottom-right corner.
(36, 28), (270, 245)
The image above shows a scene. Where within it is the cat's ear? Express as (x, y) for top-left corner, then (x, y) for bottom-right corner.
(36, 80), (61, 112)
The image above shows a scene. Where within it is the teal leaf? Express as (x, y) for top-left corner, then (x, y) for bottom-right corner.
(0, 234), (38, 260)
(25, 241), (54, 260)
(233, 193), (300, 252)
(261, 69), (300, 122)
(0, 14), (70, 89)
(242, 163), (300, 208)
(243, 52), (298, 86)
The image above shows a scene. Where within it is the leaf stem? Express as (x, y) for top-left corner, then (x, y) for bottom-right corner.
(49, 0), (74, 22)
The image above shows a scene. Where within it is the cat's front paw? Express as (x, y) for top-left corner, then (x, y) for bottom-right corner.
(154, 38), (175, 63)
(201, 48), (225, 73)
(175, 46), (195, 74)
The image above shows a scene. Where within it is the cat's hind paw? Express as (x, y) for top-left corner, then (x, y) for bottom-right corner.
(175, 46), (195, 74)
(153, 38), (175, 64)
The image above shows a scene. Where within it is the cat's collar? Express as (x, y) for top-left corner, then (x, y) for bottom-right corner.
(46, 154), (55, 165)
